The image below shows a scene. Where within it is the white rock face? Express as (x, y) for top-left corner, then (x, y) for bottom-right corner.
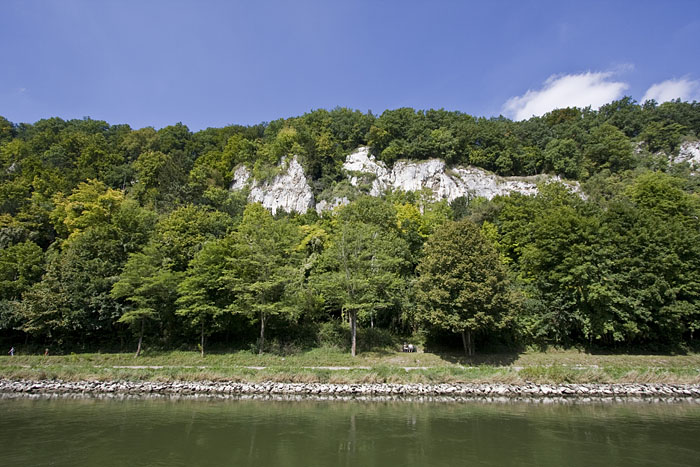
(230, 157), (314, 214)
(343, 147), (555, 202)
(230, 165), (251, 191)
(344, 147), (389, 186)
(675, 141), (700, 165)
(314, 197), (350, 214)
(230, 147), (578, 214)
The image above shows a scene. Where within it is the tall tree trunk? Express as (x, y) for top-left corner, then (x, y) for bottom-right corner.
(200, 321), (205, 358)
(135, 319), (144, 357)
(259, 312), (265, 355)
(461, 329), (473, 357)
(351, 310), (357, 357)
(468, 329), (473, 356)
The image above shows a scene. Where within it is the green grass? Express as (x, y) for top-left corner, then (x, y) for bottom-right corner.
(1, 348), (699, 385)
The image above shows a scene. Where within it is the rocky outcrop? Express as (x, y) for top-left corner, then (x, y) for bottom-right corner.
(314, 197), (350, 213)
(675, 141), (700, 166)
(344, 147), (557, 202)
(230, 157), (314, 214)
(230, 148), (579, 214)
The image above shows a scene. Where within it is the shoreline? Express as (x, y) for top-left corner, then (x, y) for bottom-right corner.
(2, 379), (700, 402)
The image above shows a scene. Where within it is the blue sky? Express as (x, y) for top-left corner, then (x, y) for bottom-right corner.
(2, 0), (699, 130)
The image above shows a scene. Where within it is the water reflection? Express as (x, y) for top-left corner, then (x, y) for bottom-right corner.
(0, 397), (699, 467)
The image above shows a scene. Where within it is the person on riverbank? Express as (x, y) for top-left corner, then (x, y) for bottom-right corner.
(8, 346), (14, 356)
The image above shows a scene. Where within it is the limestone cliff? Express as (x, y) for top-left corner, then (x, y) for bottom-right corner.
(230, 157), (314, 214)
(675, 141), (700, 166)
(230, 147), (578, 214)
(343, 147), (555, 202)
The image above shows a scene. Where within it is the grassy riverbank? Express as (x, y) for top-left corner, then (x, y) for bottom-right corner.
(2, 348), (699, 385)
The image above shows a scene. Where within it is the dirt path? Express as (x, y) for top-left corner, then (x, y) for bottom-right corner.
(108, 365), (436, 371)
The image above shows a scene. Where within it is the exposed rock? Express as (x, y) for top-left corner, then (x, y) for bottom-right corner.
(230, 157), (314, 214)
(344, 147), (389, 186)
(675, 140), (700, 166)
(2, 379), (700, 402)
(344, 147), (570, 202)
(230, 165), (251, 191)
(314, 197), (350, 214)
(231, 147), (580, 214)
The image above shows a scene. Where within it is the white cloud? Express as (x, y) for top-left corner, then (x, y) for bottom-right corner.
(503, 72), (629, 120)
(642, 78), (700, 104)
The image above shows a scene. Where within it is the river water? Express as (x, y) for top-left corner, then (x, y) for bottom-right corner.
(1, 396), (699, 466)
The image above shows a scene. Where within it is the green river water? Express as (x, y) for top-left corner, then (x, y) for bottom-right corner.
(1, 396), (699, 466)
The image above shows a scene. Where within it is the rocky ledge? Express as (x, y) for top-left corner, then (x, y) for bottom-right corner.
(2, 379), (699, 401)
(229, 148), (581, 215)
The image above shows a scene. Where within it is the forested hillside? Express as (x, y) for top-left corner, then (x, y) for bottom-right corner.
(1, 98), (699, 355)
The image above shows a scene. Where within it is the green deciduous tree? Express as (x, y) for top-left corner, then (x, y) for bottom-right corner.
(640, 121), (686, 154)
(224, 204), (303, 354)
(132, 150), (186, 210)
(0, 240), (44, 301)
(544, 138), (584, 179)
(313, 199), (409, 356)
(112, 246), (181, 356)
(584, 123), (635, 173)
(177, 238), (233, 356)
(153, 204), (234, 271)
(50, 179), (125, 241)
(0, 240), (43, 336)
(415, 219), (511, 355)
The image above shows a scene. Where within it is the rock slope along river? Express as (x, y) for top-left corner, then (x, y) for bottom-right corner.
(3, 379), (700, 401)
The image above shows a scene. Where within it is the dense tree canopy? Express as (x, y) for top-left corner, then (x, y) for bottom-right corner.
(1, 99), (700, 355)
(224, 204), (303, 354)
(312, 198), (409, 356)
(415, 219), (511, 355)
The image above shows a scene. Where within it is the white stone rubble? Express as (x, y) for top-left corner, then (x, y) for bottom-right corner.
(2, 379), (699, 401)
